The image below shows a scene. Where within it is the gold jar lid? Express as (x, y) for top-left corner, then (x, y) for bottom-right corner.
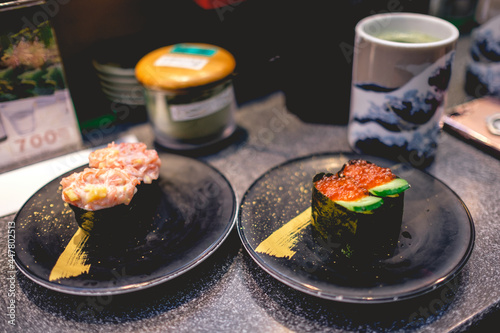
(135, 43), (236, 90)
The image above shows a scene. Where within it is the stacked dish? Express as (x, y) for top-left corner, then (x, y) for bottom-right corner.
(92, 59), (144, 106)
(91, 35), (151, 106)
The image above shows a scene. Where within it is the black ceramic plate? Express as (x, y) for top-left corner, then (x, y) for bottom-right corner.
(14, 153), (237, 295)
(238, 153), (475, 303)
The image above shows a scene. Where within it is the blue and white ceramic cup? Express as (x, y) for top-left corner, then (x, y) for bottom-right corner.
(348, 13), (459, 167)
(466, 15), (500, 98)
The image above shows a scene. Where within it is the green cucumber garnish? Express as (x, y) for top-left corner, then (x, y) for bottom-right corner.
(335, 195), (383, 212)
(369, 178), (410, 197)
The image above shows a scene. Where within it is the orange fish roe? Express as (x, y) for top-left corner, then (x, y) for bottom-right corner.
(341, 160), (396, 189)
(315, 174), (369, 201)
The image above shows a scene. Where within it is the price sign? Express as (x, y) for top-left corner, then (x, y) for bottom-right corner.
(13, 127), (72, 153)
(0, 92), (82, 173)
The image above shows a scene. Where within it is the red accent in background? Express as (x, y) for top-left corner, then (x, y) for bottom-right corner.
(193, 0), (246, 10)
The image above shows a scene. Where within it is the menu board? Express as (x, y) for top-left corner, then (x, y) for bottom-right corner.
(0, 2), (82, 173)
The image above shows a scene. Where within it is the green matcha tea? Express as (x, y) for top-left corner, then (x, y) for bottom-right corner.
(375, 31), (440, 43)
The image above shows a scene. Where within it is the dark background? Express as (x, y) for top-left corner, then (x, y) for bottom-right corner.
(46, 0), (431, 129)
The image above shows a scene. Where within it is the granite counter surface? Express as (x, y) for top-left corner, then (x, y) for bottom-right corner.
(1, 90), (500, 333)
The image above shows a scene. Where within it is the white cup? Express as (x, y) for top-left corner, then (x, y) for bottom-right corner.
(347, 13), (459, 167)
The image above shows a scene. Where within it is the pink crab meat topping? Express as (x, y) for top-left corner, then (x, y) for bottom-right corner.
(60, 168), (140, 211)
(88, 142), (161, 184)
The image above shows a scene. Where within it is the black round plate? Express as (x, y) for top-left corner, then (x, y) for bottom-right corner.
(14, 153), (237, 295)
(238, 153), (475, 303)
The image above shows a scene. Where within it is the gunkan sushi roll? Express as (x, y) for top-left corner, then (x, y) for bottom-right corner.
(311, 160), (410, 258)
(60, 168), (140, 233)
(88, 142), (161, 184)
(311, 173), (384, 257)
(339, 159), (410, 234)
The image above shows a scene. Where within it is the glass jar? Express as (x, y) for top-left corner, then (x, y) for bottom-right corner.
(135, 43), (237, 150)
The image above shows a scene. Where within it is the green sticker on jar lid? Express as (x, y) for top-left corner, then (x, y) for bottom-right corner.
(170, 44), (218, 57)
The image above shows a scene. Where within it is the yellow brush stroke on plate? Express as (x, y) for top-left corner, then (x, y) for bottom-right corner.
(49, 228), (91, 281)
(255, 207), (311, 259)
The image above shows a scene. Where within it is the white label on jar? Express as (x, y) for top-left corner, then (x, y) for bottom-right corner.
(154, 55), (209, 70)
(170, 85), (234, 122)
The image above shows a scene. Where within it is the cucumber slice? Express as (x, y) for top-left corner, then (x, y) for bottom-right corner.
(369, 178), (410, 196)
(335, 195), (383, 212)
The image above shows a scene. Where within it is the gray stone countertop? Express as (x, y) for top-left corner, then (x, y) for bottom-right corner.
(1, 36), (500, 333)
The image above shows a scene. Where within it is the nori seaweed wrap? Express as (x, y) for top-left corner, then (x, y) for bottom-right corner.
(69, 203), (135, 234)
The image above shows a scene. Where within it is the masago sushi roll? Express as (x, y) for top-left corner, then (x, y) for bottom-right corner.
(89, 142), (161, 184)
(311, 160), (410, 258)
(61, 167), (140, 233)
(339, 159), (409, 233)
